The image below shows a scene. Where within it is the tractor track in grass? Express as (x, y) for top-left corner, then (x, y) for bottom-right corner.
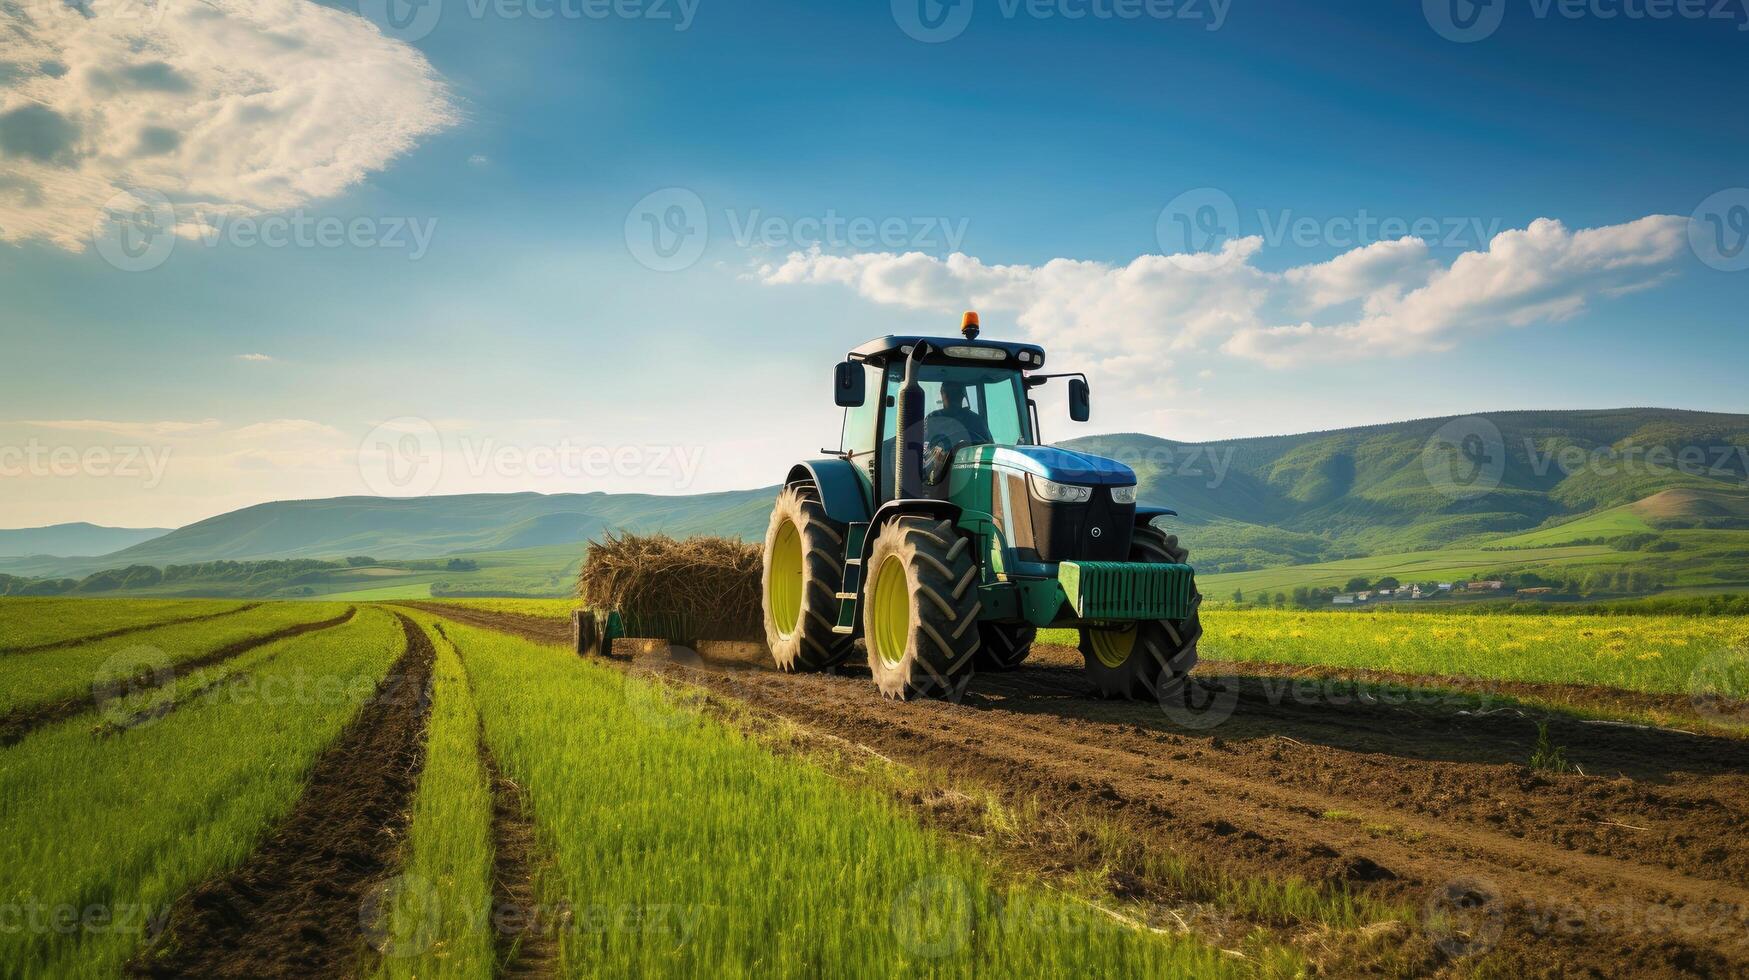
(415, 605), (1749, 977)
(433, 622), (557, 978)
(481, 741), (555, 977)
(4, 603), (264, 656)
(129, 613), (435, 979)
(0, 607), (358, 748)
(401, 602), (570, 647)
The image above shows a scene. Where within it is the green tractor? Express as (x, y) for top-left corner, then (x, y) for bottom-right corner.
(761, 312), (1201, 700)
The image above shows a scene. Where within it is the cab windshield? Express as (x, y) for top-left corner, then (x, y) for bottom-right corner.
(881, 363), (1031, 448)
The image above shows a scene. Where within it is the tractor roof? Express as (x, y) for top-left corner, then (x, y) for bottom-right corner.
(849, 336), (1047, 371)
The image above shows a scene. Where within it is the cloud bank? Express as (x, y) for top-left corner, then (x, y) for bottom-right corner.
(758, 215), (1687, 371)
(0, 0), (455, 250)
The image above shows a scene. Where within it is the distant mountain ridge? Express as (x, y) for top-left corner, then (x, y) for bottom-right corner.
(0, 523), (171, 558)
(3, 408), (1743, 583)
(1062, 407), (1749, 571)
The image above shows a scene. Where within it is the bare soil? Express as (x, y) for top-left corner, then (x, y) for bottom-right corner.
(416, 605), (1749, 978)
(128, 613), (435, 979)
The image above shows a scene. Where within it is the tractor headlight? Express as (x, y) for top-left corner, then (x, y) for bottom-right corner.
(1028, 474), (1092, 504)
(1110, 485), (1137, 505)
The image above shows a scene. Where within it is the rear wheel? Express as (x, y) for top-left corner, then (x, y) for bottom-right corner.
(974, 623), (1036, 671)
(761, 486), (854, 671)
(863, 516), (982, 699)
(1079, 525), (1201, 699)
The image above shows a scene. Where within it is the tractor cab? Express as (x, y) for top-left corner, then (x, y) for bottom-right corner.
(762, 312), (1201, 702)
(832, 315), (1089, 509)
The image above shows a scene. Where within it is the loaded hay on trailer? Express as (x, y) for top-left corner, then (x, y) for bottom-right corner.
(576, 533), (763, 651)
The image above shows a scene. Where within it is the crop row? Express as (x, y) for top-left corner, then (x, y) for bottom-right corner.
(0, 608), (404, 978)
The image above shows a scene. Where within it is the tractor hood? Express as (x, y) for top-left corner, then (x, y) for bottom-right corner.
(956, 445), (1136, 487)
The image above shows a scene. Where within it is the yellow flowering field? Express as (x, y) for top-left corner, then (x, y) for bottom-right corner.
(1189, 610), (1749, 695)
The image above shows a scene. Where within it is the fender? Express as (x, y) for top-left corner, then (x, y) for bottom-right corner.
(785, 460), (872, 525)
(1134, 505), (1178, 527)
(860, 499), (964, 565)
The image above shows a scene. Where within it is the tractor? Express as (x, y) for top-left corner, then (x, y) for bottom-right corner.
(760, 312), (1202, 700)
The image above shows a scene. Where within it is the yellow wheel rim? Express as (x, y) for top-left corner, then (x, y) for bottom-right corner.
(869, 554), (911, 668)
(1088, 625), (1137, 669)
(769, 519), (803, 639)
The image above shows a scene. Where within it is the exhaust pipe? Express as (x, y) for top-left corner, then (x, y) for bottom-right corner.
(895, 342), (927, 500)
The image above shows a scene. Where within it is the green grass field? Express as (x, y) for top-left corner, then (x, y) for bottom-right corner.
(0, 598), (253, 651)
(0, 608), (403, 978)
(434, 618), (1261, 977)
(0, 601), (349, 719)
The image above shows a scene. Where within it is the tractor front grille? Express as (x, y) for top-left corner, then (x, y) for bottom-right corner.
(1058, 561), (1197, 621)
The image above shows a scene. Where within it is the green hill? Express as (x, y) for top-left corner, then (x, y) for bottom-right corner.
(1064, 407), (1749, 573)
(2, 407), (1743, 601)
(0, 523), (171, 558)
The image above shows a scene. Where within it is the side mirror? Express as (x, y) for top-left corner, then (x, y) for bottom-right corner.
(1068, 378), (1090, 422)
(834, 361), (866, 407)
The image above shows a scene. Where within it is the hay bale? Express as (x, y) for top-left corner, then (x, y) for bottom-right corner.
(578, 533), (763, 642)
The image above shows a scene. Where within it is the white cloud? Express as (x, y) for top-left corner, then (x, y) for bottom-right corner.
(236, 352), (273, 362)
(758, 215), (1688, 371)
(0, 0), (455, 250)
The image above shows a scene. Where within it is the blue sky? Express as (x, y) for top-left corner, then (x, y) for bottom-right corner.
(1, 0), (1745, 526)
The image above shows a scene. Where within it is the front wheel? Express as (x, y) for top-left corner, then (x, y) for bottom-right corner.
(1079, 525), (1201, 699)
(863, 516), (983, 699)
